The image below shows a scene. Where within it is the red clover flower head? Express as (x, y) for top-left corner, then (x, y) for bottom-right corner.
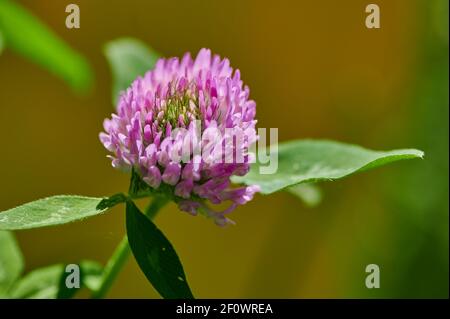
(100, 49), (260, 225)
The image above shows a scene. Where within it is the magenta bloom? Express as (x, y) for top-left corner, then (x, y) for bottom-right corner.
(100, 49), (259, 225)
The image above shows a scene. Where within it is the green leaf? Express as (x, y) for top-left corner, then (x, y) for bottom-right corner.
(0, 196), (107, 230)
(287, 184), (322, 207)
(104, 38), (160, 105)
(78, 260), (103, 292)
(233, 139), (424, 194)
(10, 261), (102, 299)
(0, 0), (93, 93)
(10, 264), (63, 298)
(0, 231), (24, 297)
(126, 200), (194, 299)
(96, 193), (127, 211)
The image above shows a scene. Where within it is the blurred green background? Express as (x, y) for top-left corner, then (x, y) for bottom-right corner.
(0, 0), (448, 298)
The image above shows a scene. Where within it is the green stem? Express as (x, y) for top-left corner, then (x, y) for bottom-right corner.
(145, 196), (169, 219)
(91, 236), (130, 299)
(92, 196), (168, 299)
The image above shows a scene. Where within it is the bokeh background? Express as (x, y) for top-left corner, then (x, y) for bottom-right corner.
(0, 0), (448, 298)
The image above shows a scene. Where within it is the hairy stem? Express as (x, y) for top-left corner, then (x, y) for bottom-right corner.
(92, 196), (168, 299)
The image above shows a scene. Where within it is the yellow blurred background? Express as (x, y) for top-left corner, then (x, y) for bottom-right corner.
(0, 0), (448, 298)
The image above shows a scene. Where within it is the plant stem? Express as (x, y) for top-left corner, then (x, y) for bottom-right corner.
(92, 196), (168, 299)
(91, 235), (130, 299)
(145, 196), (169, 219)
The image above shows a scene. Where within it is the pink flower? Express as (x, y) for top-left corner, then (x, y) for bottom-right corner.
(100, 49), (259, 225)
